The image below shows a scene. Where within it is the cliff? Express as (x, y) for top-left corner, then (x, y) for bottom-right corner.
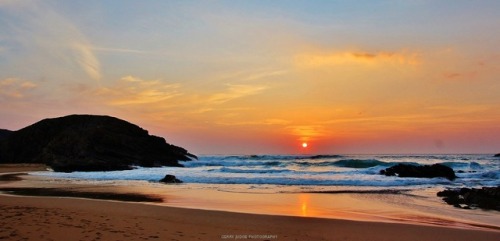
(0, 115), (197, 172)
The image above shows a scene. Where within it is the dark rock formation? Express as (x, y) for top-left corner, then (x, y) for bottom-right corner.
(0, 129), (12, 141)
(437, 186), (500, 210)
(0, 115), (197, 172)
(159, 174), (183, 184)
(494, 153), (500, 157)
(380, 163), (456, 181)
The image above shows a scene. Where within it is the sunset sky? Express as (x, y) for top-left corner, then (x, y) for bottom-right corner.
(1, 1), (499, 154)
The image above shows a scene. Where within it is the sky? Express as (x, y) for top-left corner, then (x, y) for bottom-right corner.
(1, 0), (499, 154)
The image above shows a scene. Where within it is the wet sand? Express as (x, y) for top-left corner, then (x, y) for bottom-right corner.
(1, 165), (499, 241)
(0, 164), (48, 173)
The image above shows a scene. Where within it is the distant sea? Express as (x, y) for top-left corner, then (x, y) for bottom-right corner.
(35, 154), (499, 192)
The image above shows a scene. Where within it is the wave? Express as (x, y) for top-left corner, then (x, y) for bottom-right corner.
(179, 175), (454, 186)
(481, 171), (499, 179)
(215, 154), (344, 161)
(218, 167), (347, 175)
(441, 161), (482, 169)
(293, 159), (390, 168)
(333, 159), (390, 168)
(32, 154), (499, 189)
(184, 155), (345, 168)
(309, 154), (345, 159)
(458, 170), (499, 179)
(183, 160), (283, 167)
(219, 167), (290, 174)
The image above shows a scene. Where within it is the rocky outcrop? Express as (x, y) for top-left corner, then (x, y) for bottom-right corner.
(0, 115), (197, 172)
(437, 187), (500, 210)
(380, 163), (456, 181)
(0, 129), (12, 141)
(159, 174), (183, 184)
(494, 153), (500, 157)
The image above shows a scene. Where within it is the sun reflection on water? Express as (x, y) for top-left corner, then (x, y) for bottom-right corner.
(299, 194), (309, 217)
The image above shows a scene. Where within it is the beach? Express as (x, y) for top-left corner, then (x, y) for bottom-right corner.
(1, 165), (499, 241)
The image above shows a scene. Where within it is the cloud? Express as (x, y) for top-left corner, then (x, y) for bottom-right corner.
(295, 50), (421, 68)
(0, 78), (37, 99)
(91, 46), (172, 57)
(263, 119), (291, 125)
(215, 118), (291, 126)
(72, 43), (101, 80)
(1, 1), (101, 80)
(72, 74), (268, 119)
(240, 70), (287, 82)
(286, 125), (328, 141)
(92, 76), (181, 106)
(92, 47), (150, 55)
(442, 70), (480, 81)
(207, 84), (268, 104)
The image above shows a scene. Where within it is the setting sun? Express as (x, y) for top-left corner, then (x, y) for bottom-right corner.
(302, 142), (308, 148)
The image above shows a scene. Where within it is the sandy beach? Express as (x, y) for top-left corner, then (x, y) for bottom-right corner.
(1, 194), (499, 241)
(0, 165), (498, 241)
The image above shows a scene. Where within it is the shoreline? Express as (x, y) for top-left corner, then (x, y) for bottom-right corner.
(1, 166), (499, 240)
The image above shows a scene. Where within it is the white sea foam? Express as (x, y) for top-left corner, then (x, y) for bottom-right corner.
(33, 154), (500, 190)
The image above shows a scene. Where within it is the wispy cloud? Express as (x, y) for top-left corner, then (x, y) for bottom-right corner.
(215, 118), (291, 126)
(72, 43), (101, 80)
(207, 84), (268, 104)
(286, 125), (329, 141)
(240, 70), (287, 82)
(295, 50), (421, 67)
(1, 1), (101, 80)
(0, 78), (37, 99)
(92, 46), (166, 56)
(93, 76), (181, 106)
(319, 104), (497, 133)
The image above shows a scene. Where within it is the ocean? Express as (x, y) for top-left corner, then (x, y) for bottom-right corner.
(30, 154), (500, 229)
(34, 154), (499, 192)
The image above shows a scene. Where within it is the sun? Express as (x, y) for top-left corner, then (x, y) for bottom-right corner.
(302, 142), (308, 148)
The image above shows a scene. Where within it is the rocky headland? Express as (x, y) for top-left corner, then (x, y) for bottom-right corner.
(0, 129), (12, 140)
(0, 115), (197, 172)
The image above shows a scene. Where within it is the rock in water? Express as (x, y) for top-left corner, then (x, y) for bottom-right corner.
(0, 114), (197, 172)
(494, 153), (500, 157)
(159, 174), (183, 184)
(380, 163), (456, 181)
(437, 186), (500, 210)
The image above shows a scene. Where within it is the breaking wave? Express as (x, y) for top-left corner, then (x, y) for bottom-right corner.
(34, 154), (500, 188)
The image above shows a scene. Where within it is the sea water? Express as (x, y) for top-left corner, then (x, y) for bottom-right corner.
(35, 154), (499, 191)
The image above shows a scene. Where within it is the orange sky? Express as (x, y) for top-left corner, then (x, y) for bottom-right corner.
(1, 1), (499, 154)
